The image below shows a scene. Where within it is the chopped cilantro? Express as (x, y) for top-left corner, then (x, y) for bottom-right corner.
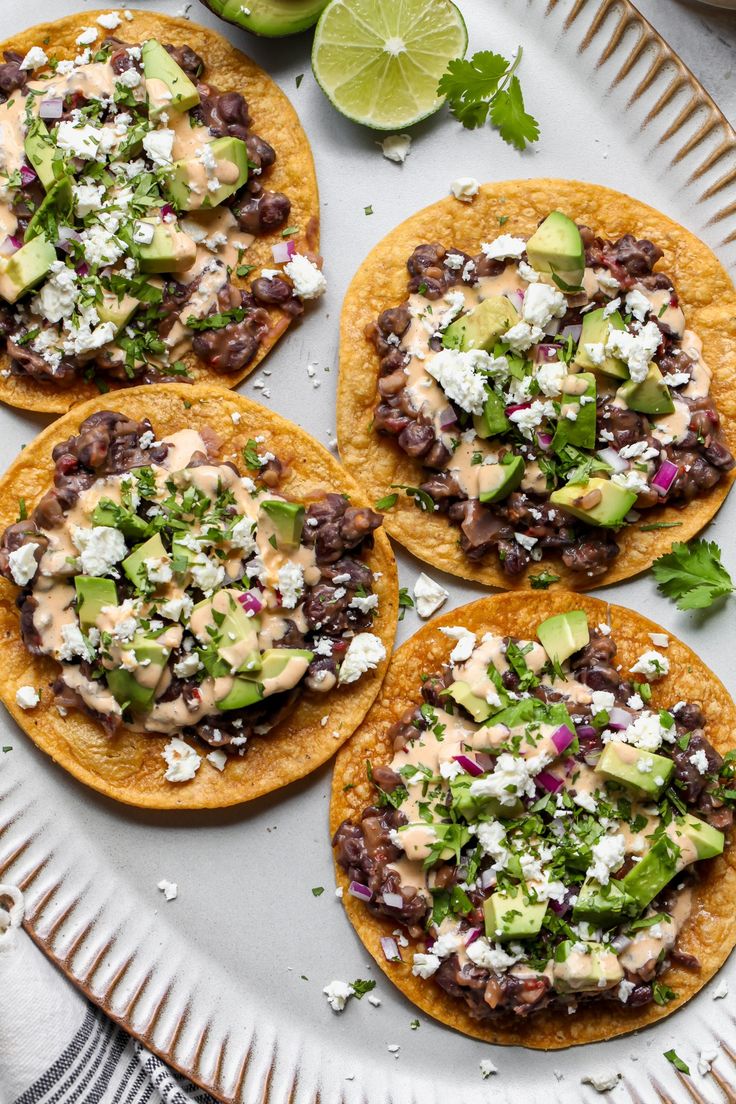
(398, 587), (414, 621)
(350, 978), (377, 999)
(311, 886), (325, 897)
(663, 1049), (690, 1074)
(529, 571), (560, 590)
(375, 493), (398, 511)
(186, 308), (245, 331)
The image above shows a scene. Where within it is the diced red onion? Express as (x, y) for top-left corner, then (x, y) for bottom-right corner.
(583, 749), (601, 767)
(237, 590), (263, 615)
(533, 343), (559, 364)
(551, 724), (575, 753)
(383, 892), (404, 910)
(0, 236), (20, 256)
(545, 317), (561, 336)
(608, 707), (632, 731)
(549, 890), (573, 916)
(480, 868), (496, 890)
(611, 933), (631, 952)
(271, 240), (296, 263)
(475, 752), (496, 772)
(511, 289), (525, 309)
(161, 203), (176, 220)
(76, 262), (89, 277)
(651, 459), (679, 495)
(380, 936), (402, 962)
(575, 724), (597, 740)
(505, 401), (531, 416)
(19, 164), (37, 187)
(349, 880), (372, 902)
(536, 431), (552, 450)
(560, 324), (582, 342)
(453, 753), (484, 777)
(596, 447), (629, 474)
(439, 405), (458, 430)
(537, 770), (563, 793)
(39, 97), (63, 120)
(465, 927), (481, 946)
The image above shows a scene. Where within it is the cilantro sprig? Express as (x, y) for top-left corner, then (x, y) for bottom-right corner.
(652, 540), (734, 611)
(436, 48), (540, 150)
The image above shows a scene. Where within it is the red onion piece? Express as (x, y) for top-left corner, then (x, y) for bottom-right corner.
(532, 343), (559, 364)
(76, 262), (89, 277)
(453, 753), (484, 777)
(611, 933), (631, 952)
(237, 590), (263, 615)
(575, 724), (597, 740)
(480, 869), (496, 890)
(537, 770), (563, 793)
(0, 236), (19, 256)
(465, 927), (481, 946)
(545, 317), (561, 336)
(439, 405), (458, 430)
(511, 289), (525, 309)
(271, 241), (292, 264)
(39, 97), (63, 120)
(349, 880), (372, 902)
(19, 164), (37, 187)
(651, 458), (679, 495)
(608, 706), (632, 731)
(161, 203), (176, 220)
(474, 752), (496, 773)
(550, 724), (575, 753)
(549, 890), (573, 916)
(596, 446), (629, 474)
(505, 401), (531, 416)
(536, 431), (553, 450)
(380, 936), (402, 962)
(383, 891), (404, 910)
(560, 324), (582, 342)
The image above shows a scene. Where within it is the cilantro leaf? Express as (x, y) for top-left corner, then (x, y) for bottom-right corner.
(664, 1049), (690, 1074)
(652, 540), (734, 610)
(186, 308), (245, 332)
(350, 978), (376, 999)
(489, 76), (540, 150)
(398, 586), (414, 622)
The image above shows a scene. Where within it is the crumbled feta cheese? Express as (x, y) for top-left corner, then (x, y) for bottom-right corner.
(348, 592), (379, 614)
(283, 254), (326, 300)
(56, 121), (104, 160)
(602, 296), (621, 318)
(620, 711), (667, 751)
(97, 12), (122, 29)
(8, 542), (39, 586)
(118, 67), (142, 89)
(411, 952), (441, 978)
(612, 469), (649, 495)
(518, 260), (539, 283)
(479, 1060), (498, 1079)
(162, 737), (201, 783)
(522, 283), (567, 329)
(142, 129), (175, 167)
(76, 27), (99, 45)
(380, 134), (411, 163)
(73, 182), (106, 218)
(625, 288), (651, 322)
(617, 978), (635, 1003)
(413, 572), (449, 619)
(605, 320), (662, 383)
(323, 979), (354, 1012)
(32, 261), (78, 323)
(277, 561), (305, 609)
(440, 626), (476, 663)
(474, 820), (508, 863)
(173, 652), (203, 678)
(630, 650), (669, 680)
(689, 748), (709, 774)
(584, 342), (605, 367)
(587, 833), (626, 885)
(697, 1047), (719, 1076)
(190, 555), (225, 594)
(581, 1072), (621, 1093)
(20, 46), (49, 71)
(58, 623), (92, 662)
(338, 633), (386, 684)
(648, 632), (669, 648)
(481, 234), (526, 260)
(712, 979), (729, 999)
(470, 753), (536, 806)
(15, 686), (39, 710)
(449, 177), (479, 202)
(636, 756), (653, 774)
(425, 348), (490, 415)
(590, 690), (615, 713)
(439, 759), (464, 781)
(514, 532), (537, 552)
(627, 693), (644, 710)
(502, 320), (543, 352)
(144, 556), (172, 585)
(207, 749), (227, 772)
(466, 937), (521, 971)
(508, 399), (555, 439)
(597, 622), (611, 636)
(72, 526), (126, 576)
(573, 791), (598, 814)
(536, 360), (566, 397)
(444, 252), (464, 271)
(157, 879), (178, 901)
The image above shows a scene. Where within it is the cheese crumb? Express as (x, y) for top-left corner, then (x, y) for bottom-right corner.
(162, 737), (201, 783)
(380, 134), (411, 163)
(338, 633), (386, 684)
(15, 686), (39, 710)
(450, 177), (480, 202)
(157, 879), (178, 901)
(19, 46), (49, 71)
(323, 979), (354, 1012)
(283, 254), (326, 300)
(413, 572), (449, 619)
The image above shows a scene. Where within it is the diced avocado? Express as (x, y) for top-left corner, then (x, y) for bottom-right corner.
(126, 634), (170, 673)
(573, 308), (627, 378)
(122, 532), (167, 589)
(550, 477), (637, 528)
(192, 592), (262, 677)
(449, 775), (522, 821)
(525, 212), (585, 287)
(92, 500), (149, 541)
(551, 372), (597, 452)
(255, 646), (314, 683)
(106, 668), (156, 711)
(572, 879), (634, 928)
(596, 741), (673, 798)
(25, 176), (73, 243)
(141, 39), (201, 113)
(537, 610), (589, 666)
(553, 940), (623, 992)
(260, 500), (305, 550)
(216, 676), (264, 711)
(97, 290), (140, 333)
(75, 576), (117, 633)
(426, 822), (472, 864)
(478, 453), (525, 504)
(166, 136), (249, 211)
(216, 0), (328, 37)
(484, 888), (547, 941)
(621, 835), (680, 909)
(616, 363), (674, 416)
(472, 389), (509, 439)
(443, 296), (520, 353)
(24, 121), (60, 192)
(444, 680), (493, 724)
(676, 813), (724, 861)
(137, 219), (197, 274)
(0, 235), (56, 304)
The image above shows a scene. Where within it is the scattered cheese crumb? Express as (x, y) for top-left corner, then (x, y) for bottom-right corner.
(380, 134), (411, 163)
(450, 177), (480, 202)
(413, 572), (449, 619)
(15, 686), (39, 710)
(479, 1059), (498, 1079)
(157, 879), (178, 901)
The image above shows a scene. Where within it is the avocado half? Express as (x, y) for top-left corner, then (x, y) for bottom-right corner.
(201, 0), (328, 36)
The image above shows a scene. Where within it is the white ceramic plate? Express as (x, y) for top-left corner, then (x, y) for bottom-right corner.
(1, 1), (736, 1102)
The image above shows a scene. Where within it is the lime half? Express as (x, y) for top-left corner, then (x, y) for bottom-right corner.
(312, 0), (468, 130)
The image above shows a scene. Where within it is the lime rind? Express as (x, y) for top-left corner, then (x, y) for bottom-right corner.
(312, 0), (468, 130)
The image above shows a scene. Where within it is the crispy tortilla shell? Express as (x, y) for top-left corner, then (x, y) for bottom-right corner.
(0, 383), (398, 809)
(338, 179), (736, 589)
(0, 10), (319, 413)
(330, 590), (736, 1046)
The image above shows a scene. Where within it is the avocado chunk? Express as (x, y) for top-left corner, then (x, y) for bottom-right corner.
(106, 668), (156, 711)
(525, 212), (585, 287)
(484, 888), (547, 941)
(192, 591), (262, 677)
(97, 290), (140, 333)
(572, 879), (634, 928)
(213, 0), (328, 36)
(423, 822), (472, 865)
(24, 121), (60, 192)
(616, 363), (674, 416)
(573, 308), (627, 378)
(166, 136), (249, 212)
(551, 372), (597, 452)
(553, 940), (623, 992)
(0, 235), (56, 304)
(75, 576), (117, 633)
(260, 499), (305, 550)
(478, 453), (525, 504)
(537, 610), (589, 666)
(443, 296), (520, 352)
(676, 813), (724, 861)
(122, 532), (167, 590)
(106, 634), (170, 710)
(136, 219), (198, 274)
(25, 176), (74, 242)
(550, 477), (636, 528)
(620, 835), (680, 909)
(255, 646), (314, 686)
(216, 676), (264, 712)
(449, 775), (522, 821)
(141, 39), (201, 114)
(596, 741), (673, 798)
(92, 499), (149, 541)
(444, 680), (493, 724)
(472, 389), (509, 439)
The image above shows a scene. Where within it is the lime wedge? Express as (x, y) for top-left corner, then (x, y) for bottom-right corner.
(312, 0), (468, 130)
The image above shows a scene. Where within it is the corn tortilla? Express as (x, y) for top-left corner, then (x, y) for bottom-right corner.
(0, 10), (319, 413)
(338, 180), (736, 589)
(330, 590), (736, 1046)
(0, 383), (398, 809)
